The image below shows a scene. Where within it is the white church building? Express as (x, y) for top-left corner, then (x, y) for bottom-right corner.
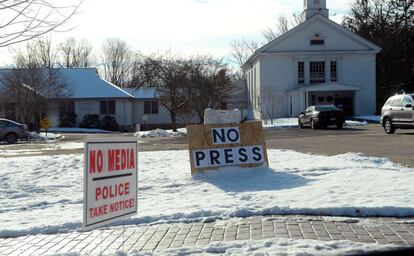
(242, 0), (382, 118)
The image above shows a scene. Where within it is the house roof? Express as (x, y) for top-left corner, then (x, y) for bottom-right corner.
(242, 14), (382, 70)
(0, 68), (135, 99)
(122, 87), (158, 99)
(59, 68), (134, 99)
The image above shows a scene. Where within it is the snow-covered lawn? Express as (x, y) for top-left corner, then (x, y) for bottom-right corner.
(1, 149), (414, 237)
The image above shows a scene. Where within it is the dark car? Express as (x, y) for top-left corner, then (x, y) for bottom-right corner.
(380, 94), (414, 134)
(0, 118), (29, 144)
(299, 105), (345, 130)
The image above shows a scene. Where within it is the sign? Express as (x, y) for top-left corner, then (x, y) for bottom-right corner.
(187, 121), (268, 174)
(83, 138), (138, 231)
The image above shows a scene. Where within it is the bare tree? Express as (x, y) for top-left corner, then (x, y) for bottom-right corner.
(0, 0), (81, 48)
(59, 38), (95, 68)
(13, 37), (58, 68)
(262, 13), (304, 43)
(186, 56), (234, 123)
(229, 39), (258, 68)
(101, 38), (133, 87)
(259, 84), (284, 124)
(0, 68), (70, 131)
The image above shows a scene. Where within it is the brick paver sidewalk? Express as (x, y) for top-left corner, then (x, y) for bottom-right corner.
(1, 215), (414, 255)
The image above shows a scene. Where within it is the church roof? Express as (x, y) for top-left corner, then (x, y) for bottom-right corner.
(242, 14), (382, 70)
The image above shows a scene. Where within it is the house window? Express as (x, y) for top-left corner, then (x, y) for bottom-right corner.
(100, 100), (116, 115)
(330, 61), (337, 82)
(310, 61), (325, 84)
(298, 61), (305, 84)
(144, 101), (159, 114)
(59, 101), (75, 119)
(310, 39), (325, 46)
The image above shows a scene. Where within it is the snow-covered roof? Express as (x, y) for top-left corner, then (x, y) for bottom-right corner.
(123, 87), (158, 99)
(59, 68), (134, 99)
(0, 68), (135, 99)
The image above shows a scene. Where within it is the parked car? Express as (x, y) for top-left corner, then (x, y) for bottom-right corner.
(0, 118), (28, 144)
(380, 94), (414, 134)
(299, 105), (345, 130)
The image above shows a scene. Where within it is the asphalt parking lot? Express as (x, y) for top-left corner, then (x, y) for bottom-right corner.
(138, 124), (414, 167)
(2, 124), (414, 167)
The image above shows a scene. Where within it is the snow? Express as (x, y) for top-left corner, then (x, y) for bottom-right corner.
(135, 128), (187, 138)
(46, 127), (111, 133)
(28, 132), (63, 141)
(123, 87), (157, 99)
(154, 238), (399, 256)
(1, 149), (414, 237)
(263, 118), (368, 129)
(353, 115), (381, 123)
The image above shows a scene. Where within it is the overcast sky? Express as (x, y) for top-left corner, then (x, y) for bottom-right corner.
(0, 0), (353, 66)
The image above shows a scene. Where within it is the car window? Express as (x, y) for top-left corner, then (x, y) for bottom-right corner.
(391, 96), (402, 107)
(384, 98), (393, 106)
(402, 96), (413, 107)
(0, 120), (9, 127)
(315, 105), (339, 111)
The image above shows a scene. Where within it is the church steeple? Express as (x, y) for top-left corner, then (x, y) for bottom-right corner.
(302, 0), (329, 20)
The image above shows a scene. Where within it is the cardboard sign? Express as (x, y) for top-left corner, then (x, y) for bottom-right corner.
(187, 121), (268, 174)
(83, 138), (138, 231)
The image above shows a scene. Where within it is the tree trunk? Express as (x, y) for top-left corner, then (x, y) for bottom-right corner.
(170, 111), (177, 132)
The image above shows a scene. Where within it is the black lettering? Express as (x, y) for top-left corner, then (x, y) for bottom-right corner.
(195, 151), (206, 167)
(209, 150), (221, 165)
(212, 129), (226, 144)
(227, 129), (240, 142)
(238, 148), (248, 162)
(252, 147), (263, 162)
(224, 149), (234, 164)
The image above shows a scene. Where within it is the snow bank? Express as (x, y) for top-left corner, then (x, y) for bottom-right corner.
(46, 127), (111, 133)
(136, 128), (187, 138)
(156, 238), (399, 256)
(263, 118), (368, 129)
(353, 115), (381, 123)
(28, 132), (62, 141)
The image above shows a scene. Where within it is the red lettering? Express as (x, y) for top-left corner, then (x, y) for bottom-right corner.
(115, 149), (120, 170)
(97, 150), (103, 173)
(95, 183), (130, 200)
(129, 149), (135, 169)
(108, 150), (115, 172)
(121, 149), (127, 170)
(96, 187), (102, 201)
(89, 150), (96, 174)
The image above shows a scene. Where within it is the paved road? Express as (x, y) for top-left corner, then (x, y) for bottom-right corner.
(1, 215), (413, 255)
(137, 124), (414, 167)
(2, 124), (414, 167)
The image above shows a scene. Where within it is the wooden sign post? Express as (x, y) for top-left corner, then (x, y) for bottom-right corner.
(187, 121), (269, 174)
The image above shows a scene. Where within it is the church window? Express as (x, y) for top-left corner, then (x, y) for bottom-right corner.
(330, 61), (337, 82)
(310, 61), (325, 84)
(298, 62), (305, 84)
(310, 39), (325, 45)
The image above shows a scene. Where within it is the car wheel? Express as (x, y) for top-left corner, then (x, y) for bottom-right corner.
(383, 118), (395, 134)
(337, 123), (343, 129)
(311, 119), (317, 130)
(5, 132), (18, 144)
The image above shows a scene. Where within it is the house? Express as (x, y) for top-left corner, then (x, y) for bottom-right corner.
(0, 68), (171, 130)
(242, 0), (382, 119)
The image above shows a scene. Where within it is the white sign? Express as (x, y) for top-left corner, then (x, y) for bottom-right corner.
(83, 138), (138, 231)
(193, 145), (265, 169)
(211, 127), (241, 145)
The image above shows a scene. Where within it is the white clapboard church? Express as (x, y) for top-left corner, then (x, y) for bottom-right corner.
(242, 0), (382, 118)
